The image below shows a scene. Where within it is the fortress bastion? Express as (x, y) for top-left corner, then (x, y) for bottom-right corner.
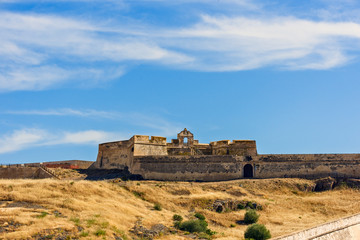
(92, 129), (360, 181)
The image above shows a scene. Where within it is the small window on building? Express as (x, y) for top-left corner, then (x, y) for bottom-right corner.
(226, 149), (230, 155)
(131, 147), (134, 152)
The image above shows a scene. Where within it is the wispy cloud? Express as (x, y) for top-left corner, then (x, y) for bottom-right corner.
(6, 108), (120, 118)
(0, 122), (183, 154)
(0, 11), (192, 91)
(0, 128), (119, 154)
(1, 2), (360, 91)
(161, 15), (360, 71)
(4, 108), (183, 138)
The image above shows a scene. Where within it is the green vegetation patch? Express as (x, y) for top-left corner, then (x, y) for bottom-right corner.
(244, 224), (271, 240)
(244, 210), (260, 224)
(36, 211), (49, 219)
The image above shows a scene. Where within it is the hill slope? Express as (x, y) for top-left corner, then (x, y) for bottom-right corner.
(0, 178), (360, 239)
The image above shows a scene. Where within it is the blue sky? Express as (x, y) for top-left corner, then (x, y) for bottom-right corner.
(1, 0), (360, 164)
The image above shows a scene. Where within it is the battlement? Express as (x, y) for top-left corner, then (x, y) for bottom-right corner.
(132, 135), (150, 143)
(211, 140), (230, 146)
(94, 128), (360, 181)
(132, 135), (167, 145)
(210, 140), (256, 146)
(150, 136), (167, 144)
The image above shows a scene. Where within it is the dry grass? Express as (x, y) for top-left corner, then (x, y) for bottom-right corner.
(52, 168), (87, 180)
(0, 178), (359, 239)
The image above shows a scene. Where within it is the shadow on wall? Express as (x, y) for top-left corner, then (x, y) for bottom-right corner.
(76, 168), (143, 181)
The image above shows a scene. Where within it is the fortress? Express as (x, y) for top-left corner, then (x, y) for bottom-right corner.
(93, 129), (360, 181)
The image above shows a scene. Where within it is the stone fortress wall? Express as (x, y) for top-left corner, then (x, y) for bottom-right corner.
(93, 129), (360, 181)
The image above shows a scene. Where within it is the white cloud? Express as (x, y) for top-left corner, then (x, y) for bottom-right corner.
(160, 15), (360, 71)
(0, 11), (192, 91)
(4, 108), (183, 138)
(0, 128), (119, 154)
(0, 66), (70, 91)
(0, 129), (47, 154)
(0, 122), (182, 154)
(6, 108), (120, 118)
(2, 3), (360, 91)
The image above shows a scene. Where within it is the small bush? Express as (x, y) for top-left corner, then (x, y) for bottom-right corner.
(173, 214), (183, 222)
(94, 229), (106, 236)
(205, 229), (216, 235)
(80, 231), (89, 237)
(154, 203), (162, 211)
(194, 213), (205, 220)
(237, 203), (245, 209)
(198, 232), (211, 240)
(36, 211), (49, 219)
(244, 210), (259, 224)
(179, 219), (208, 233)
(246, 201), (255, 209)
(230, 224), (236, 228)
(132, 191), (145, 200)
(244, 224), (271, 240)
(174, 221), (181, 229)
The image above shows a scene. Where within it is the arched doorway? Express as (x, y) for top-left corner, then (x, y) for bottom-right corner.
(243, 164), (253, 178)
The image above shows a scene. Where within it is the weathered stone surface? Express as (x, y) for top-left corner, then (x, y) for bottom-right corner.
(130, 220), (169, 240)
(315, 177), (336, 191)
(93, 129), (360, 181)
(0, 167), (56, 179)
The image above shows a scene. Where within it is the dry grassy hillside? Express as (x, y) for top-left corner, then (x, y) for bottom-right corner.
(0, 178), (360, 239)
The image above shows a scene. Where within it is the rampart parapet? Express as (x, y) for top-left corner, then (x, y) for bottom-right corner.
(94, 128), (360, 181)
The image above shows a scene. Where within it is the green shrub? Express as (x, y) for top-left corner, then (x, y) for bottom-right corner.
(198, 232), (211, 240)
(36, 211), (49, 218)
(94, 229), (106, 236)
(244, 210), (259, 224)
(205, 229), (216, 235)
(230, 224), (236, 228)
(179, 220), (208, 233)
(246, 201), (255, 209)
(174, 221), (181, 229)
(194, 213), (205, 220)
(237, 203), (245, 209)
(132, 191), (145, 200)
(154, 203), (162, 211)
(80, 231), (89, 237)
(244, 224), (271, 240)
(173, 214), (183, 222)
(256, 204), (263, 211)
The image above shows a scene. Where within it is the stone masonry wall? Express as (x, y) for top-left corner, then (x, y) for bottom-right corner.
(0, 167), (54, 179)
(134, 144), (167, 156)
(258, 154), (360, 162)
(254, 154), (360, 179)
(125, 153), (360, 181)
(93, 140), (132, 169)
(131, 155), (247, 181)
